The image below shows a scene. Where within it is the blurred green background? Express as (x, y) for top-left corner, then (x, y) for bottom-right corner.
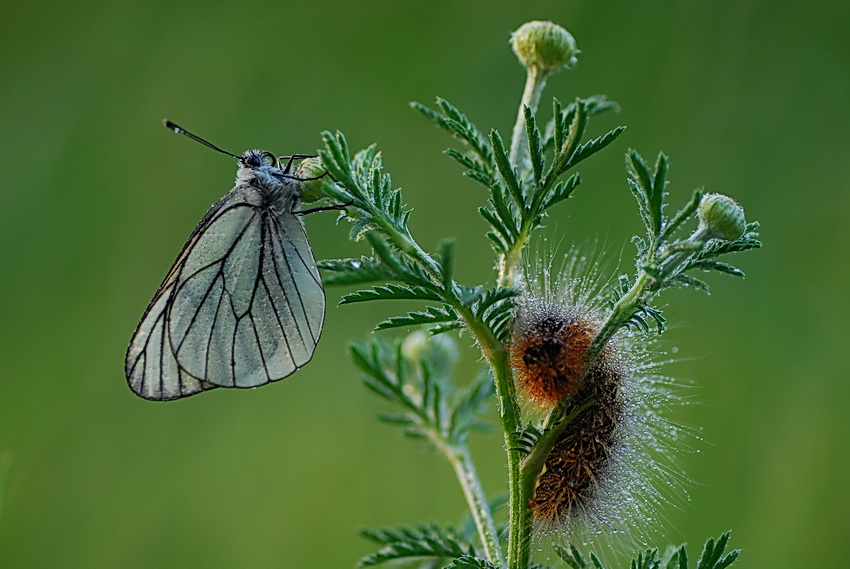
(1, 0), (848, 567)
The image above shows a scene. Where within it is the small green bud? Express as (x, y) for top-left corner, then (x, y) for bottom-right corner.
(401, 330), (430, 362)
(697, 193), (746, 241)
(294, 156), (330, 204)
(402, 331), (458, 375)
(511, 21), (578, 74)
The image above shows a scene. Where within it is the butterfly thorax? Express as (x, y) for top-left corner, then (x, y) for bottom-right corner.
(236, 149), (300, 211)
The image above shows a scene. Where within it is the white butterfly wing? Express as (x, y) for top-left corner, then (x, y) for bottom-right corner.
(126, 184), (325, 400)
(125, 272), (219, 401)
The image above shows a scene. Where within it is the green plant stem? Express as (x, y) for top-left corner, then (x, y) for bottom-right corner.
(588, 272), (652, 363)
(509, 67), (550, 178)
(522, 398), (597, 487)
(587, 230), (709, 363)
(496, 354), (530, 569)
(373, 213), (444, 285)
(452, 304), (528, 569)
(432, 436), (505, 567)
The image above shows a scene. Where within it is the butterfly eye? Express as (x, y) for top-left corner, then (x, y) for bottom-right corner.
(241, 153), (260, 167)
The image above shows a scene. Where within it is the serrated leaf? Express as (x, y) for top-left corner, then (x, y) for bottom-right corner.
(366, 232), (408, 277)
(543, 173), (581, 210)
(318, 257), (396, 285)
(490, 130), (525, 210)
(456, 284), (484, 305)
(627, 149), (654, 203)
(349, 216), (378, 241)
(546, 99), (587, 186)
(444, 147), (479, 171)
(430, 321), (465, 335)
(554, 544), (594, 569)
(688, 260), (745, 277)
(651, 153), (669, 233)
(375, 305), (459, 331)
(644, 305), (667, 332)
(510, 424), (543, 454)
(660, 189), (703, 242)
(474, 286), (521, 314)
(340, 284), (442, 304)
(436, 98), (494, 166)
(674, 273), (711, 293)
(582, 94), (621, 116)
(375, 413), (415, 425)
(357, 524), (475, 567)
(449, 372), (494, 441)
(479, 206), (518, 243)
(642, 265), (663, 279)
(465, 168), (497, 189)
(632, 235), (648, 257)
(438, 239), (456, 293)
(695, 532), (739, 569)
(442, 555), (499, 569)
(631, 549), (661, 569)
(484, 231), (508, 254)
(412, 99), (494, 174)
(562, 125), (625, 173)
(668, 546), (688, 569)
(524, 105), (545, 185)
(487, 183), (520, 238)
(360, 376), (396, 401)
(628, 311), (650, 332)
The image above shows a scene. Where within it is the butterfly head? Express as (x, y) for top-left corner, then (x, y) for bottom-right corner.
(237, 149), (295, 194)
(240, 149), (277, 169)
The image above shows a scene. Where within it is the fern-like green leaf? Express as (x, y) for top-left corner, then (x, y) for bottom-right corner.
(357, 524), (475, 567)
(490, 130), (525, 210)
(673, 273), (710, 293)
(695, 532), (739, 569)
(564, 126), (625, 172)
(318, 257), (396, 285)
(441, 555), (500, 569)
(543, 173), (581, 210)
(449, 372), (495, 442)
(524, 105), (545, 186)
(438, 240), (456, 294)
(659, 189), (702, 243)
(374, 305), (459, 331)
(340, 284), (442, 305)
(631, 549), (662, 569)
(687, 260), (745, 277)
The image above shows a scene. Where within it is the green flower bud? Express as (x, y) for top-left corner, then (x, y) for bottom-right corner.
(511, 21), (578, 74)
(402, 331), (458, 375)
(697, 193), (746, 241)
(294, 156), (330, 204)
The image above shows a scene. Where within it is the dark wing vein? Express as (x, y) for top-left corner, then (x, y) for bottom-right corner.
(125, 198), (259, 400)
(127, 187), (325, 398)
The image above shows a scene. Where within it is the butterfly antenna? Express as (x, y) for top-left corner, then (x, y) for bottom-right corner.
(163, 119), (241, 159)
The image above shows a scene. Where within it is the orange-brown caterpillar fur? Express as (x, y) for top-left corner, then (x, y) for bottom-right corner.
(511, 253), (691, 554)
(510, 306), (599, 407)
(510, 300), (626, 527)
(529, 357), (625, 527)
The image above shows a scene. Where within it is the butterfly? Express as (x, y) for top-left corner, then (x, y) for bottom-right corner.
(125, 121), (328, 401)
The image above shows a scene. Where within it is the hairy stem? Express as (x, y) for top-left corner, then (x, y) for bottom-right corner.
(509, 67), (550, 177)
(433, 437), (505, 567)
(453, 303), (528, 569)
(588, 271), (652, 362)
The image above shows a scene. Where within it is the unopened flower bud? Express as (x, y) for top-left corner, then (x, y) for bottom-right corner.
(697, 193), (746, 241)
(402, 331), (458, 376)
(511, 21), (578, 74)
(294, 156), (330, 204)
